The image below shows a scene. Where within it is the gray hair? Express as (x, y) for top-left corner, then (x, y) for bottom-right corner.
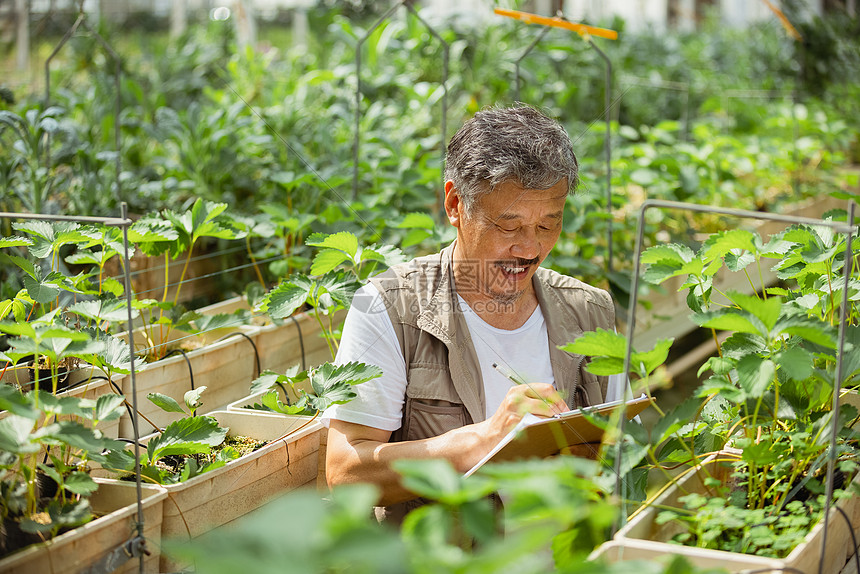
(444, 104), (579, 213)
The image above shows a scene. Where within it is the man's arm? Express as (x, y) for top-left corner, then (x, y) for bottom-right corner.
(326, 382), (568, 506)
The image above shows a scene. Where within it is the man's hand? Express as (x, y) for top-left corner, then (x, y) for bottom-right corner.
(479, 383), (569, 447)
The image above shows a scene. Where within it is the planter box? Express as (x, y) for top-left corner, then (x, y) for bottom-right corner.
(607, 452), (860, 574)
(226, 390), (329, 491)
(0, 480), (166, 574)
(196, 296), (345, 374)
(95, 410), (322, 571)
(113, 325), (261, 437)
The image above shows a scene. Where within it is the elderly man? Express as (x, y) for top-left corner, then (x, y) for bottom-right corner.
(323, 104), (618, 521)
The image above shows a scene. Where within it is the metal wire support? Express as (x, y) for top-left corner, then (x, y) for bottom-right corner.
(353, 0), (449, 220)
(612, 199), (857, 547)
(819, 201), (856, 574)
(588, 38), (613, 275)
(43, 2), (123, 206)
(0, 206), (142, 573)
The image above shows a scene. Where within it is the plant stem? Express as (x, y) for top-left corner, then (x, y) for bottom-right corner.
(246, 235), (266, 288)
(313, 309), (335, 362)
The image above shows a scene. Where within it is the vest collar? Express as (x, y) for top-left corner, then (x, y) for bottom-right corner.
(417, 241), (486, 422)
(534, 273), (588, 401)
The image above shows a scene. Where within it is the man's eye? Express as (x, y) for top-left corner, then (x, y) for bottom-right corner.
(497, 226), (518, 233)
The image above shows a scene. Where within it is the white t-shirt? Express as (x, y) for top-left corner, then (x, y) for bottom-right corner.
(321, 283), (627, 431)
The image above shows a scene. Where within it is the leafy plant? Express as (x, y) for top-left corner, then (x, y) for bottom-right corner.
(127, 198), (242, 361)
(244, 361), (382, 418)
(99, 386), (233, 485)
(257, 231), (403, 360)
(572, 220), (860, 558)
(0, 383), (125, 550)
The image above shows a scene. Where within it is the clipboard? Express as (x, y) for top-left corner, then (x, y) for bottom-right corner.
(464, 394), (654, 477)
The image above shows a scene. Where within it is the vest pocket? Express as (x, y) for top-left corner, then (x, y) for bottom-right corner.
(402, 363), (467, 441)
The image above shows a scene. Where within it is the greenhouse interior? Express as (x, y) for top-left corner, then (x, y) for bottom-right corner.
(1, 0), (859, 573)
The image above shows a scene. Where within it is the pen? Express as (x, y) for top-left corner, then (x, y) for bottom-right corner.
(492, 362), (528, 386)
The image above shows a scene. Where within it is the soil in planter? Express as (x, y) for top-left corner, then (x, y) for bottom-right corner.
(121, 435), (268, 481)
(0, 474), (91, 559)
(15, 357), (73, 393)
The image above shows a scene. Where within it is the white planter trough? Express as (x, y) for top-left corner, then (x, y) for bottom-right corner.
(599, 452), (860, 574)
(113, 324), (262, 437)
(97, 409), (323, 571)
(196, 296), (344, 374)
(0, 479), (166, 574)
(226, 388), (329, 490)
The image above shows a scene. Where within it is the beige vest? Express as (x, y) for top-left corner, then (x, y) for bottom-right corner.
(368, 243), (615, 521)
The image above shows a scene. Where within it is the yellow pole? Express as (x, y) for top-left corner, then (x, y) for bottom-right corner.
(493, 7), (618, 40)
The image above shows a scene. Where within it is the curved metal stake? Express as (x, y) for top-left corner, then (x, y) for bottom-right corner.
(353, 0), (450, 221)
(514, 26), (550, 103)
(588, 39), (613, 275)
(819, 201), (856, 574)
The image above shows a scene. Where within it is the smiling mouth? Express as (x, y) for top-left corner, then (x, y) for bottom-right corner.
(496, 258), (539, 279)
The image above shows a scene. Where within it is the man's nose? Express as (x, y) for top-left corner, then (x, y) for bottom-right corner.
(511, 227), (540, 260)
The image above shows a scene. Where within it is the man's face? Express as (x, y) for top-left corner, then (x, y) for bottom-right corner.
(447, 179), (567, 306)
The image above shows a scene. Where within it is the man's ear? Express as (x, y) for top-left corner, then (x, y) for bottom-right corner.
(444, 180), (462, 228)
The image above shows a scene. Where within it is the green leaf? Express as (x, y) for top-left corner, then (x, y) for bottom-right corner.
(47, 498), (93, 529)
(693, 310), (761, 336)
(631, 338), (674, 376)
(724, 250), (755, 272)
(401, 228), (432, 249)
(306, 231), (359, 260)
(184, 386), (207, 412)
(730, 292), (782, 334)
(640, 244), (695, 266)
(775, 347), (814, 382)
(0, 415), (38, 454)
(63, 472), (99, 495)
(736, 355), (775, 399)
(558, 329), (626, 358)
(89, 330), (132, 374)
(310, 249), (351, 276)
(0, 236), (32, 248)
(261, 389), (307, 415)
(257, 276), (314, 318)
(396, 212), (435, 230)
(147, 415), (226, 463)
(584, 356), (626, 376)
(249, 368), (301, 394)
(36, 421), (123, 454)
(393, 459), (495, 506)
(0, 385), (39, 419)
(0, 253), (36, 279)
(775, 313), (837, 348)
(23, 273), (60, 304)
(94, 394), (126, 423)
(147, 392), (186, 414)
(67, 299), (138, 323)
(653, 398), (703, 444)
(307, 361), (383, 411)
(703, 229), (757, 261)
